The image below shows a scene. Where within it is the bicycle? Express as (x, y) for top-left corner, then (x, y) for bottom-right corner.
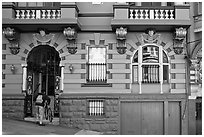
(44, 101), (53, 122)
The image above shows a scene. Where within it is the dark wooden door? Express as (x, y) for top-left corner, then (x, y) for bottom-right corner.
(121, 102), (141, 134)
(168, 102), (181, 135)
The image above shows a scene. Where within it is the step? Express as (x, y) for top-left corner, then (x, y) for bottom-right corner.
(24, 117), (59, 125)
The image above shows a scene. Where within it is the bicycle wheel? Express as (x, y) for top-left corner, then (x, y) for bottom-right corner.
(48, 108), (53, 122)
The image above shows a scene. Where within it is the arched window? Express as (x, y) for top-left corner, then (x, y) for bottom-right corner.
(132, 44), (169, 84)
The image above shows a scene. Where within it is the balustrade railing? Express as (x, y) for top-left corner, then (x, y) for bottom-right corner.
(15, 9), (61, 19)
(87, 63), (107, 82)
(129, 7), (174, 19)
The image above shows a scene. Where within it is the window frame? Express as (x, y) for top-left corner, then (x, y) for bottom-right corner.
(81, 45), (112, 87)
(131, 44), (170, 84)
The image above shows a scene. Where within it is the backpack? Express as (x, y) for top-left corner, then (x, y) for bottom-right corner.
(35, 94), (43, 104)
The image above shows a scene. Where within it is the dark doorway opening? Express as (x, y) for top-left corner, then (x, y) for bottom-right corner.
(25, 45), (61, 117)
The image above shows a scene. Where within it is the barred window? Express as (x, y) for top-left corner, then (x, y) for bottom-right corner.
(88, 100), (105, 116)
(87, 47), (107, 83)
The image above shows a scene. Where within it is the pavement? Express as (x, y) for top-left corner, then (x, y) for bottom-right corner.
(2, 117), (102, 135)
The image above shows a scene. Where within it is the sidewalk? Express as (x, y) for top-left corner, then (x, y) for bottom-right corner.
(2, 117), (102, 135)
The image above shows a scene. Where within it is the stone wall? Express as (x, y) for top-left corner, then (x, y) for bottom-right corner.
(59, 95), (119, 134)
(2, 94), (25, 119)
(59, 93), (188, 135)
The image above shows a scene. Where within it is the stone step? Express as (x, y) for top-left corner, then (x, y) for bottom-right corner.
(24, 117), (59, 125)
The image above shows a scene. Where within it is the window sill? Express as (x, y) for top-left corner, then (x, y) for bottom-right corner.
(81, 82), (112, 87)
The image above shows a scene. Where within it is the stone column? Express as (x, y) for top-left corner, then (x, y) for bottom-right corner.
(60, 64), (65, 92)
(138, 46), (142, 94)
(22, 64), (27, 94)
(159, 47), (163, 94)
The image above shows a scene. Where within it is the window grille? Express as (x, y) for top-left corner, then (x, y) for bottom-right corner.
(87, 63), (106, 82)
(88, 100), (104, 116)
(142, 65), (159, 83)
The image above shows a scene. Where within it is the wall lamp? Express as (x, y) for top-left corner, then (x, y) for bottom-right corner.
(116, 27), (127, 54)
(63, 27), (77, 54)
(10, 64), (16, 74)
(3, 27), (20, 55)
(173, 27), (187, 55)
(69, 64), (74, 73)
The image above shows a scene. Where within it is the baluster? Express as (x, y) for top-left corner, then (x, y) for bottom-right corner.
(140, 9), (144, 19)
(164, 10), (168, 19)
(42, 10), (46, 19)
(21, 10), (25, 19)
(155, 10), (159, 19)
(36, 10), (41, 19)
(31, 10), (35, 19)
(130, 9), (134, 19)
(26, 10), (30, 19)
(160, 10), (164, 19)
(149, 10), (154, 19)
(47, 10), (51, 19)
(135, 9), (138, 19)
(52, 10), (56, 19)
(57, 10), (61, 19)
(170, 10), (174, 19)
(16, 10), (20, 19)
(145, 10), (149, 19)
(137, 9), (140, 19)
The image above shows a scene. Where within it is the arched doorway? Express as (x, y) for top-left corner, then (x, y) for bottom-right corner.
(25, 45), (61, 117)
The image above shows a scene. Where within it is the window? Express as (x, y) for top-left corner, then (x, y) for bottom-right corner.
(132, 45), (169, 84)
(88, 99), (105, 116)
(87, 47), (107, 83)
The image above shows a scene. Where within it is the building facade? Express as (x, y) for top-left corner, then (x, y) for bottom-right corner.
(2, 2), (201, 135)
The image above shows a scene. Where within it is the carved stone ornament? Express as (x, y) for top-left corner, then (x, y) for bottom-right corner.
(116, 27), (127, 40)
(3, 27), (18, 41)
(9, 46), (20, 55)
(63, 27), (77, 40)
(3, 27), (21, 55)
(33, 29), (55, 43)
(63, 27), (78, 54)
(142, 28), (160, 43)
(67, 46), (77, 54)
(175, 27), (187, 40)
(173, 27), (187, 55)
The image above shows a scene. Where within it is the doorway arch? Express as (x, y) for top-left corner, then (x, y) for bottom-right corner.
(27, 45), (61, 95)
(25, 45), (61, 117)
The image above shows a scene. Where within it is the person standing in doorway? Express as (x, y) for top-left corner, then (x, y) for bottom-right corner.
(34, 89), (50, 126)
